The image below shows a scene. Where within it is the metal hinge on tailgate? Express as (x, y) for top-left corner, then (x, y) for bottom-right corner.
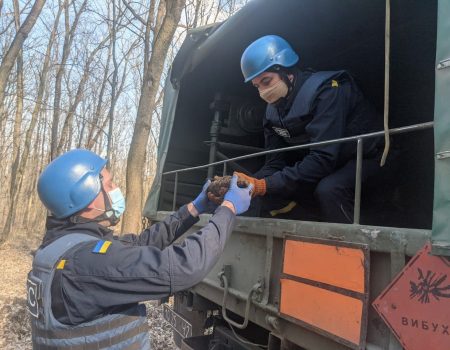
(218, 265), (264, 330)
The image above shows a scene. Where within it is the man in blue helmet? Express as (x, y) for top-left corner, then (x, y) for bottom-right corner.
(28, 149), (252, 349)
(236, 35), (385, 223)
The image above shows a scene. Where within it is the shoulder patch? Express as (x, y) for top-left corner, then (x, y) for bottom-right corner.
(92, 240), (112, 254)
(331, 80), (339, 88)
(56, 259), (66, 269)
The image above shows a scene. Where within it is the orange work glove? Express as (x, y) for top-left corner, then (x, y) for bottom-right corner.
(234, 172), (266, 197)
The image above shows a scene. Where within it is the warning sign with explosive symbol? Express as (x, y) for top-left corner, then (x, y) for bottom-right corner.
(373, 243), (450, 350)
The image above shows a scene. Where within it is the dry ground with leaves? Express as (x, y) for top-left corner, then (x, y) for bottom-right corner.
(0, 232), (176, 349)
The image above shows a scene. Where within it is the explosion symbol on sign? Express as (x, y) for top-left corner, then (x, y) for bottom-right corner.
(409, 268), (450, 304)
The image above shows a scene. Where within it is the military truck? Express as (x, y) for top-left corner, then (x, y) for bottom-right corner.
(143, 0), (449, 349)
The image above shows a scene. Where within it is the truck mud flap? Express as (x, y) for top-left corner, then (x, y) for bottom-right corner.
(162, 303), (193, 339)
(182, 326), (260, 350)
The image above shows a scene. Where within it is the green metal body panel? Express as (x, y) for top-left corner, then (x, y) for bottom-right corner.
(154, 212), (430, 350)
(432, 0), (450, 256)
(144, 74), (179, 217)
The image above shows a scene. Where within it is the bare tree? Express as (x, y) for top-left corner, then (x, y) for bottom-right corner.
(0, 0), (45, 115)
(50, 0), (87, 159)
(10, 0), (24, 200)
(121, 0), (186, 233)
(106, 0), (119, 165)
(0, 0), (246, 243)
(56, 35), (110, 155)
(86, 50), (130, 151)
(1, 1), (62, 244)
(84, 45), (112, 149)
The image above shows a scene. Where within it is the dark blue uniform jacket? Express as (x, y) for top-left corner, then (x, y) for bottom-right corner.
(256, 70), (381, 195)
(41, 205), (235, 325)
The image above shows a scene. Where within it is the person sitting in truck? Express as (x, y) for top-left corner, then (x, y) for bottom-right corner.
(27, 149), (252, 350)
(236, 35), (384, 223)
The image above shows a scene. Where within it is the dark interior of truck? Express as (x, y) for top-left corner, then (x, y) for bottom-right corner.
(157, 0), (437, 229)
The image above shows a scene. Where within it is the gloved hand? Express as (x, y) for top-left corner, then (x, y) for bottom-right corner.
(234, 172), (266, 197)
(192, 180), (218, 214)
(223, 175), (253, 215)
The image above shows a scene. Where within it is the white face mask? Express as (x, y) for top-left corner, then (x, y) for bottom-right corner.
(108, 188), (126, 218)
(92, 188), (126, 221)
(259, 79), (289, 104)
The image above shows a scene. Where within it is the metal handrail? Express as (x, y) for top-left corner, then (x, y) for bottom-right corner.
(163, 121), (434, 222)
(163, 122), (432, 176)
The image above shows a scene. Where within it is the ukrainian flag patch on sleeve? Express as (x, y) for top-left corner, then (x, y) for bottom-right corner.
(92, 240), (112, 254)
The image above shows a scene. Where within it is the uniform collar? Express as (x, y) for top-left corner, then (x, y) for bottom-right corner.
(275, 69), (313, 116)
(41, 216), (113, 248)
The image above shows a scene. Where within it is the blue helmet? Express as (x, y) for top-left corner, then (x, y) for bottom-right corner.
(37, 149), (107, 218)
(241, 35), (299, 83)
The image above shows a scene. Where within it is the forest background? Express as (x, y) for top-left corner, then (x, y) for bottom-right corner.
(0, 1), (247, 348)
(0, 0), (247, 243)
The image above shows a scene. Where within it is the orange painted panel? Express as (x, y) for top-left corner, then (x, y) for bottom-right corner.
(280, 278), (363, 345)
(283, 240), (365, 293)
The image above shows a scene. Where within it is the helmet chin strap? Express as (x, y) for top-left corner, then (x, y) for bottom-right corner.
(278, 69), (296, 95)
(269, 66), (296, 105)
(70, 183), (120, 226)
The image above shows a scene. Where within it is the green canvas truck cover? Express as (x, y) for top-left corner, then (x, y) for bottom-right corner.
(145, 0), (449, 255)
(432, 0), (450, 256)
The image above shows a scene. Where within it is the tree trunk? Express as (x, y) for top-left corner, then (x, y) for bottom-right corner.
(3, 0), (25, 240)
(10, 0), (24, 199)
(85, 43), (112, 149)
(24, 112), (45, 227)
(50, 0), (87, 159)
(106, 0), (119, 165)
(0, 1), (61, 244)
(87, 49), (129, 151)
(121, 0), (185, 234)
(22, 117), (42, 226)
(0, 0), (45, 116)
(56, 35), (109, 155)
